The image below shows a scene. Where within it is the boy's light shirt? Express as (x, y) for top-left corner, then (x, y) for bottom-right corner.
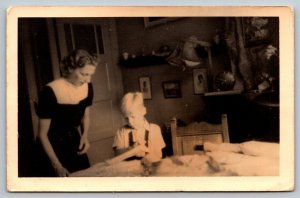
(131, 120), (151, 144)
(112, 119), (166, 162)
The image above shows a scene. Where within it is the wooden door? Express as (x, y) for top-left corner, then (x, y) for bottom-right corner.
(55, 18), (124, 164)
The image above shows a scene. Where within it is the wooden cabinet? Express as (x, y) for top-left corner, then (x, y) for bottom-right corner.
(204, 92), (279, 143)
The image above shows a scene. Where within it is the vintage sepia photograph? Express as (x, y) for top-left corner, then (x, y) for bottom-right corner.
(193, 68), (208, 94)
(139, 76), (152, 99)
(162, 80), (182, 98)
(6, 6), (294, 192)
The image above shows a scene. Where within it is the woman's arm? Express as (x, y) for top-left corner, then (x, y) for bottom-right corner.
(38, 118), (69, 176)
(78, 107), (91, 155)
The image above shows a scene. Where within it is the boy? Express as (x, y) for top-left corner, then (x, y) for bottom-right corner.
(112, 92), (165, 163)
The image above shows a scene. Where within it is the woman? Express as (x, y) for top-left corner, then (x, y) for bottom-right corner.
(36, 49), (98, 177)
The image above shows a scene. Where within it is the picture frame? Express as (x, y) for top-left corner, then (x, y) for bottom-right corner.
(144, 17), (181, 28)
(162, 80), (182, 98)
(242, 17), (275, 47)
(193, 68), (208, 94)
(139, 76), (152, 99)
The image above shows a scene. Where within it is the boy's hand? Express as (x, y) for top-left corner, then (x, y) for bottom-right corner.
(133, 142), (149, 157)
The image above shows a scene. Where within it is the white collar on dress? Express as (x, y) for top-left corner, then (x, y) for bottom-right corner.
(47, 78), (88, 104)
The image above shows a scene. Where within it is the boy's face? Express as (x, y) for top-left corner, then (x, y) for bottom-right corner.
(125, 110), (144, 130)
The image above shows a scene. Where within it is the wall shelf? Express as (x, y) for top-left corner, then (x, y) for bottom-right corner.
(119, 55), (167, 68)
(204, 90), (242, 96)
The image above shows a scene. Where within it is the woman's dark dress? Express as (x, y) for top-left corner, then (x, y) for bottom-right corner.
(35, 81), (93, 176)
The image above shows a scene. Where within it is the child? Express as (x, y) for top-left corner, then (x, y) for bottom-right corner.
(112, 92), (165, 163)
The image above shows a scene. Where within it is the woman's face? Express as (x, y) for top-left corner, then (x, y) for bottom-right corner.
(68, 64), (96, 86)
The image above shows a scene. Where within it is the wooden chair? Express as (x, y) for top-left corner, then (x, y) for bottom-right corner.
(170, 114), (230, 155)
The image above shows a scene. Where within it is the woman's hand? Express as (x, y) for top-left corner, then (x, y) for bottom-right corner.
(79, 107), (91, 155)
(55, 166), (70, 177)
(78, 135), (90, 155)
(52, 162), (70, 177)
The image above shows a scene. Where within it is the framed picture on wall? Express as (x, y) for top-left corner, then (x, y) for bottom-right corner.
(193, 68), (208, 94)
(242, 17), (274, 47)
(162, 80), (182, 98)
(144, 17), (181, 28)
(139, 76), (152, 99)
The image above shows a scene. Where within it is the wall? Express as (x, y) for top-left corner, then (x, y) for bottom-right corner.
(115, 17), (227, 127)
(116, 17), (225, 57)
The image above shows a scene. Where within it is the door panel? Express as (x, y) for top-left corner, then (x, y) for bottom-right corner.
(92, 61), (111, 101)
(64, 23), (105, 55)
(89, 101), (115, 140)
(87, 137), (115, 165)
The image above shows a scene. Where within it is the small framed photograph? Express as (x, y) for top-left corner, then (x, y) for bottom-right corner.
(242, 17), (276, 47)
(193, 68), (208, 94)
(139, 76), (152, 99)
(162, 80), (182, 98)
(144, 17), (181, 28)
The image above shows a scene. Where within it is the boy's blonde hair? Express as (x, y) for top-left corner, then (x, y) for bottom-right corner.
(121, 92), (146, 116)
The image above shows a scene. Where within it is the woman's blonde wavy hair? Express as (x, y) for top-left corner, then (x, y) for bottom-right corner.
(60, 49), (100, 77)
